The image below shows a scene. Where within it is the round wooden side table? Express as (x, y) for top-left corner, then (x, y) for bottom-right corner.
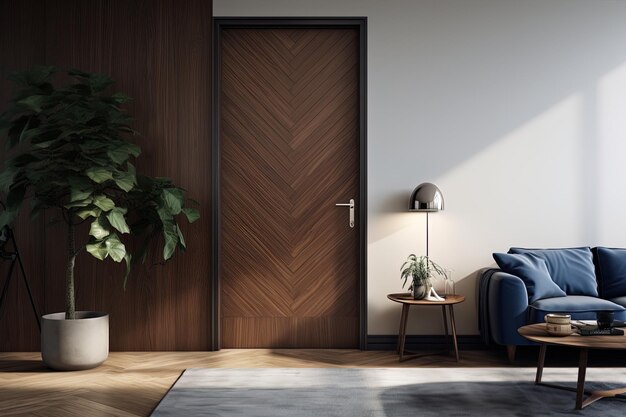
(387, 292), (465, 362)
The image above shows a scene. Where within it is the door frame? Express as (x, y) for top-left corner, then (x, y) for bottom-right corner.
(211, 17), (368, 350)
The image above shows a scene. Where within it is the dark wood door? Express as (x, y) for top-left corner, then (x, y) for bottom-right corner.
(219, 27), (360, 348)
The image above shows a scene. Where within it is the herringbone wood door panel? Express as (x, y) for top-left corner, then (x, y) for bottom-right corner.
(220, 28), (360, 348)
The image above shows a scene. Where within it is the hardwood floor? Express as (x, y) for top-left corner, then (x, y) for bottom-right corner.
(1, 348), (623, 416)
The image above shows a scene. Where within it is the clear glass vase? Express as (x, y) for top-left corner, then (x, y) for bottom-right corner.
(443, 269), (455, 296)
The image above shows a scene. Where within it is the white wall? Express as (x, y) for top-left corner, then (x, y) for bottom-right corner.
(214, 0), (626, 336)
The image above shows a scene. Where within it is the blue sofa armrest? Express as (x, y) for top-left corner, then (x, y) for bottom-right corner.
(487, 271), (534, 346)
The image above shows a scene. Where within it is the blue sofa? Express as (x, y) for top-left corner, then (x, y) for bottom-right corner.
(479, 247), (626, 361)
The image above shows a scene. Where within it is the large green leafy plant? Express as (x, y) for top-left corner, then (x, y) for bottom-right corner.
(0, 67), (199, 319)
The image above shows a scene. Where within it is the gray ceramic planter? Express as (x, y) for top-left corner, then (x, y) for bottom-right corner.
(41, 311), (109, 371)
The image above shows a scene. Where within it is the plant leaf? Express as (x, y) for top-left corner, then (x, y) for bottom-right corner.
(123, 254), (132, 290)
(0, 209), (17, 229)
(105, 234), (126, 262)
(107, 143), (140, 164)
(64, 199), (91, 209)
(67, 68), (90, 78)
(86, 241), (107, 260)
(0, 169), (15, 193)
(113, 170), (136, 192)
(77, 207), (101, 220)
(176, 224), (186, 249)
(17, 95), (45, 112)
(92, 194), (115, 211)
(107, 147), (130, 165)
(111, 92), (131, 104)
(19, 127), (45, 143)
(127, 162), (136, 176)
(163, 224), (178, 260)
(107, 207), (130, 234)
(89, 218), (110, 239)
(70, 188), (92, 202)
(181, 207), (200, 223)
(87, 73), (115, 92)
(157, 205), (171, 222)
(86, 167), (114, 183)
(32, 139), (56, 148)
(162, 188), (183, 215)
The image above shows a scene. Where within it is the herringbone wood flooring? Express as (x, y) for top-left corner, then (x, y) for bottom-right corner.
(220, 28), (361, 348)
(0, 350), (514, 417)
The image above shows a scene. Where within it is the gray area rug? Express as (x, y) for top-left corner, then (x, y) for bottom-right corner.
(152, 367), (626, 416)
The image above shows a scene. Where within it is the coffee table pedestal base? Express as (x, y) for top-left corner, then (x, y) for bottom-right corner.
(535, 345), (626, 410)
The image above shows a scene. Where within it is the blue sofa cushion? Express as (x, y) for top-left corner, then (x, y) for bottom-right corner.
(594, 247), (626, 299)
(493, 253), (566, 303)
(509, 247), (598, 296)
(528, 295), (626, 323)
(610, 296), (626, 308)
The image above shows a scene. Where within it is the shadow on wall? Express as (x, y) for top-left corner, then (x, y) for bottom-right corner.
(373, 268), (484, 336)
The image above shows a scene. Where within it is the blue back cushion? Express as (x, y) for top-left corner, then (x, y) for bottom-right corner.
(594, 247), (626, 299)
(493, 252), (566, 303)
(509, 247), (598, 296)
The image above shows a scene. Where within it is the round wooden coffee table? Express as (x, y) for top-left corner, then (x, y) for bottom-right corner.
(387, 293), (465, 362)
(519, 323), (626, 410)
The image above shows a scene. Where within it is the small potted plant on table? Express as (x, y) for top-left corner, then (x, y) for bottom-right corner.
(0, 67), (199, 370)
(400, 254), (447, 300)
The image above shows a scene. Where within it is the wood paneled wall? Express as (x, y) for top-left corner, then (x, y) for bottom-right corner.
(0, 0), (47, 352)
(0, 0), (212, 351)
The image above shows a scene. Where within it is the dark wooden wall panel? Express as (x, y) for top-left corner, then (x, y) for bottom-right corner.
(0, 0), (212, 351)
(0, 0), (46, 352)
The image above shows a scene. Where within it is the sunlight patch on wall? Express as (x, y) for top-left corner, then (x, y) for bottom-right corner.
(369, 94), (585, 334)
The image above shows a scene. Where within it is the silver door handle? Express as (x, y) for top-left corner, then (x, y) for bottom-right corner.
(335, 199), (355, 228)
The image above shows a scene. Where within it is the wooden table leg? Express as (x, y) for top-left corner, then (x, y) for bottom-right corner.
(576, 348), (588, 410)
(535, 344), (546, 384)
(396, 304), (405, 354)
(442, 305), (452, 356)
(448, 305), (460, 362)
(533, 345), (626, 410)
(398, 304), (410, 361)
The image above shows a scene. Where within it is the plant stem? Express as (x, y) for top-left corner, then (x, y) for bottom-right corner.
(65, 218), (76, 320)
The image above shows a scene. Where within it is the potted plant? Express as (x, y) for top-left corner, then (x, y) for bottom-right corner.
(0, 67), (199, 370)
(400, 254), (447, 300)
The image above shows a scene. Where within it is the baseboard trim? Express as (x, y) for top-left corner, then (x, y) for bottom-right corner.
(367, 335), (486, 351)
